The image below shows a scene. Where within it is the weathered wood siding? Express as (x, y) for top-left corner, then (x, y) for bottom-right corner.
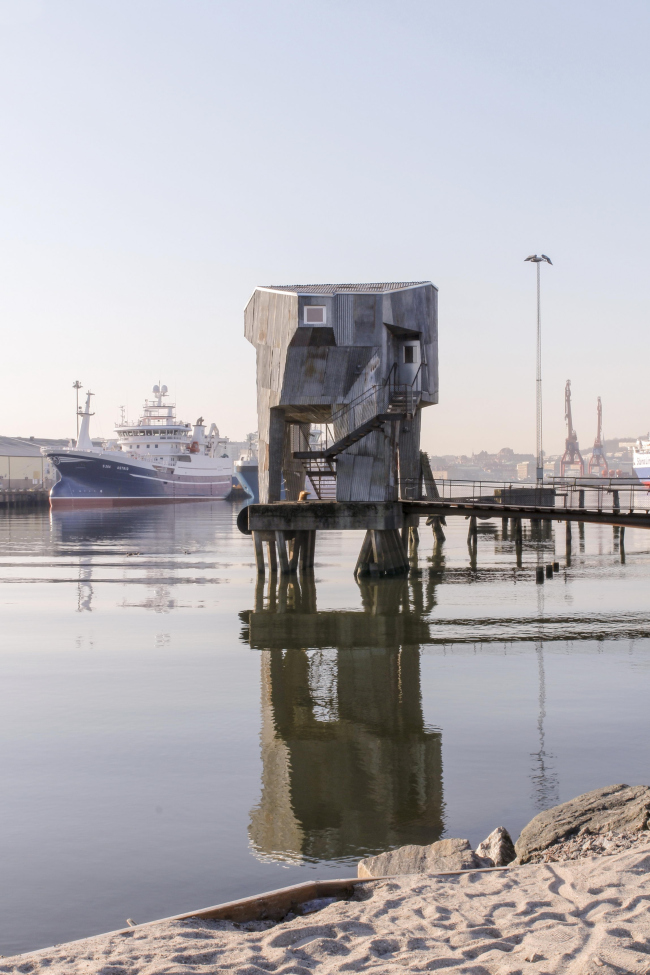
(245, 282), (438, 503)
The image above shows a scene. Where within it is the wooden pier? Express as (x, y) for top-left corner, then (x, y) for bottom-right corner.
(240, 496), (650, 577)
(0, 489), (49, 509)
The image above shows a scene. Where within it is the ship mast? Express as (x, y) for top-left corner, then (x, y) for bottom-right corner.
(76, 391), (95, 451)
(72, 380), (83, 440)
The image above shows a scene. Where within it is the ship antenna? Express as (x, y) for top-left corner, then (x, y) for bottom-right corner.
(72, 380), (83, 439)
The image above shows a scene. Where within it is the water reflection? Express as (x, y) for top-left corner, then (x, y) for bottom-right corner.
(50, 505), (178, 547)
(530, 643), (559, 811)
(76, 558), (93, 613)
(243, 575), (444, 864)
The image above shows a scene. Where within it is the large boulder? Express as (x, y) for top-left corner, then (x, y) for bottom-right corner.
(515, 784), (650, 864)
(476, 827), (516, 866)
(357, 838), (492, 879)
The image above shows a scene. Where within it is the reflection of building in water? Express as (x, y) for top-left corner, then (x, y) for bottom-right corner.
(244, 575), (444, 863)
(76, 558), (93, 612)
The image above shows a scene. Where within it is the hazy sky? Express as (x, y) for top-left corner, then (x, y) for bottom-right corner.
(1, 0), (649, 455)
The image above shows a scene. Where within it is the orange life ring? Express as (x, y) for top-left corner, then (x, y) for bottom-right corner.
(189, 441), (200, 454)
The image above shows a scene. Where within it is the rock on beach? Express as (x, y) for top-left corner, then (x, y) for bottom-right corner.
(475, 826), (517, 866)
(357, 837), (493, 878)
(515, 783), (650, 863)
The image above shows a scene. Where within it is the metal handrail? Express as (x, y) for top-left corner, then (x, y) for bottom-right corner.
(397, 476), (650, 512)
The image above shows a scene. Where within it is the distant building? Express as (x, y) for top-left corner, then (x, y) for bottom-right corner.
(0, 437), (67, 489)
(517, 460), (534, 480)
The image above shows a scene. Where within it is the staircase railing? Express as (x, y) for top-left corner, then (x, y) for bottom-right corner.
(293, 363), (423, 497)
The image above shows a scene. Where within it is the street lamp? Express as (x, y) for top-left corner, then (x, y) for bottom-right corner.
(72, 381), (83, 440)
(524, 254), (552, 484)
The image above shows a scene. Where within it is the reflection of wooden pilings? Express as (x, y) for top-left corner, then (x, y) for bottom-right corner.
(565, 520), (572, 566)
(620, 526), (626, 563)
(467, 515), (478, 542)
(514, 517), (523, 568)
(355, 529), (410, 578)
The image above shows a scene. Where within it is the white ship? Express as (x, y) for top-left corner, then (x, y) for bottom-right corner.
(46, 385), (233, 507)
(633, 438), (650, 485)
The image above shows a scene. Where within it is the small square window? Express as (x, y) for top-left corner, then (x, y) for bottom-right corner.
(304, 305), (326, 325)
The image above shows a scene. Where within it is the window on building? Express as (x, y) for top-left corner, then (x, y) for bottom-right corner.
(303, 305), (326, 325)
(404, 345), (417, 364)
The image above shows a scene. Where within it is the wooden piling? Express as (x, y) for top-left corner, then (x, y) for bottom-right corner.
(266, 537), (278, 574)
(355, 528), (409, 577)
(354, 531), (373, 577)
(301, 530), (316, 569)
(275, 531), (290, 574)
(253, 532), (265, 574)
(407, 525), (419, 562)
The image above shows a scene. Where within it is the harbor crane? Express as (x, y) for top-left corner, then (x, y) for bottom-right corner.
(588, 397), (608, 476)
(560, 380), (585, 476)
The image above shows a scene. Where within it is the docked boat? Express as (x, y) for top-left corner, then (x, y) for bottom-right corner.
(633, 438), (650, 485)
(234, 433), (259, 502)
(47, 385), (233, 507)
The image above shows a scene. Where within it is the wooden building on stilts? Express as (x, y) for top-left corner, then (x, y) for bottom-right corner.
(244, 281), (439, 576)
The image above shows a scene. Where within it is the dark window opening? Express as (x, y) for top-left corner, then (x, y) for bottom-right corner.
(404, 346), (415, 364)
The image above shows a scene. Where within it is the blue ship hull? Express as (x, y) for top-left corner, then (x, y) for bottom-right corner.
(49, 452), (231, 507)
(235, 463), (259, 502)
(634, 466), (650, 485)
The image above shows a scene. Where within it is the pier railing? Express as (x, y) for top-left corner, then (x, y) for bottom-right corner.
(402, 476), (650, 514)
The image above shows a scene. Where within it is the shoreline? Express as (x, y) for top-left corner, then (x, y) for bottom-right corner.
(2, 847), (650, 973)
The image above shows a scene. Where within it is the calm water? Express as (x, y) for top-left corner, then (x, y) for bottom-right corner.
(2, 503), (650, 955)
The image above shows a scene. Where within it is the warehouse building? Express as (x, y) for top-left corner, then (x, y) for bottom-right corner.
(0, 437), (68, 490)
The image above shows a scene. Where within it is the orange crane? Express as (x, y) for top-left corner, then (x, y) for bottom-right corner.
(588, 397), (608, 476)
(560, 380), (585, 476)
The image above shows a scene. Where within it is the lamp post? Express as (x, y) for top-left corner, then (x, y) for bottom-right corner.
(72, 381), (83, 440)
(524, 255), (552, 484)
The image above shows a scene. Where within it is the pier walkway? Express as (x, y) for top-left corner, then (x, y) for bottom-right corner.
(241, 477), (650, 576)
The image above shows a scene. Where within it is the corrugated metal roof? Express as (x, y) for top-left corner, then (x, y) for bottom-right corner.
(262, 282), (432, 295)
(0, 436), (68, 456)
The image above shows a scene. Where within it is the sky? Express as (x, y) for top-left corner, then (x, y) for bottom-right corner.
(1, 0), (649, 455)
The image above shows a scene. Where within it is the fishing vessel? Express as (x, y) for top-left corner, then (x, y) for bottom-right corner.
(47, 385), (233, 507)
(234, 433), (259, 502)
(633, 438), (650, 485)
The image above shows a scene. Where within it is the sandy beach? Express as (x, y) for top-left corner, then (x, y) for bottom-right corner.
(4, 844), (650, 974)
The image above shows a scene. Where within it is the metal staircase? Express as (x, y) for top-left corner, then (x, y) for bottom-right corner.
(292, 368), (421, 499)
